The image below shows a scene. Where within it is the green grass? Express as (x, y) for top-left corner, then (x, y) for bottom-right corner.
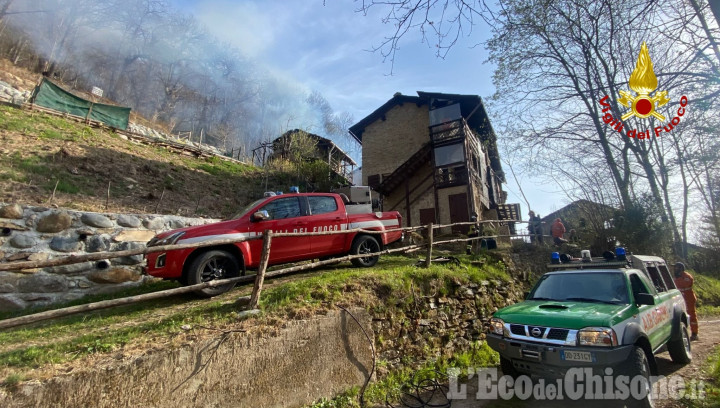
(39, 128), (66, 140)
(696, 273), (720, 307)
(13, 155), (52, 177)
(192, 155), (255, 176)
(0, 106), (89, 142)
(306, 341), (500, 408)
(677, 345), (720, 407)
(0, 256), (510, 381)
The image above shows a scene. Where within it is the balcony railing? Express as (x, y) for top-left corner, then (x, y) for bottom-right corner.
(435, 165), (468, 188)
(430, 118), (477, 145)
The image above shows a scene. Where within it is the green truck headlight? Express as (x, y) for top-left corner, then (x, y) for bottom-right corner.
(490, 318), (506, 336)
(578, 327), (617, 347)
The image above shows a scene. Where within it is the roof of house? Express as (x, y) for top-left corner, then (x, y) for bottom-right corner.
(349, 91), (504, 181)
(272, 129), (356, 166)
(540, 200), (616, 223)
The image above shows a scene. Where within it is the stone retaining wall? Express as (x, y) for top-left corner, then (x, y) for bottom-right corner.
(0, 203), (219, 311)
(0, 275), (525, 408)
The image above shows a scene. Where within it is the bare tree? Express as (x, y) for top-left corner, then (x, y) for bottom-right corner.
(357, 0), (720, 254)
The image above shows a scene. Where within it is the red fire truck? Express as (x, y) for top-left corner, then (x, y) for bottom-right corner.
(144, 192), (403, 296)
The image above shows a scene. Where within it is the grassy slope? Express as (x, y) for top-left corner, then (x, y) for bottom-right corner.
(0, 105), (294, 218)
(0, 256), (510, 386)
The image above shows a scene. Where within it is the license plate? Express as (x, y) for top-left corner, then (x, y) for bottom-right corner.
(561, 350), (593, 362)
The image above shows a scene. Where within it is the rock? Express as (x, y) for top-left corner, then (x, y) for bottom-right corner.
(88, 267), (141, 284)
(27, 252), (50, 262)
(6, 252), (30, 261)
(9, 234), (36, 249)
(0, 221), (28, 231)
(0, 283), (15, 293)
(0, 294), (27, 311)
(112, 230), (155, 243)
(77, 280), (92, 289)
(45, 261), (94, 275)
(236, 295), (251, 306)
(80, 213), (114, 228)
(50, 236), (83, 252)
(143, 217), (165, 230)
(0, 204), (23, 219)
(76, 228), (96, 237)
(36, 211), (73, 233)
(117, 215), (142, 228)
(112, 242), (144, 265)
(86, 235), (111, 253)
(237, 309), (261, 319)
(17, 272), (68, 293)
(168, 219), (185, 229)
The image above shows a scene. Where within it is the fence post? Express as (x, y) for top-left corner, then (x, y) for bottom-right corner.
(249, 230), (272, 309)
(425, 223), (433, 268)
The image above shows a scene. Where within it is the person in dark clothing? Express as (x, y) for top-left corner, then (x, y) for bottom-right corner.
(528, 211), (543, 244)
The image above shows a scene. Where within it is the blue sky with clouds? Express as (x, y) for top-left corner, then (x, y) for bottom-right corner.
(171, 0), (566, 221)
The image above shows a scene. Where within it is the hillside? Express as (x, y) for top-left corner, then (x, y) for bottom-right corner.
(0, 104), (298, 219)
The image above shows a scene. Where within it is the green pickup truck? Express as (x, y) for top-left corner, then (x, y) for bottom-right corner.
(487, 249), (691, 407)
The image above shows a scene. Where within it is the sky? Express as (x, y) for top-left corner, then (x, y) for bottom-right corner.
(171, 0), (566, 221)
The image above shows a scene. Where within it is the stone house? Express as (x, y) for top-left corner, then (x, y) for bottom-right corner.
(269, 129), (356, 181)
(349, 91), (511, 234)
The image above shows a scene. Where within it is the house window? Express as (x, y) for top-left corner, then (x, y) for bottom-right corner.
(434, 143), (465, 167)
(368, 174), (381, 188)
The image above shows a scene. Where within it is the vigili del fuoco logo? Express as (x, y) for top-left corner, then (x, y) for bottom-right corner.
(598, 42), (688, 140)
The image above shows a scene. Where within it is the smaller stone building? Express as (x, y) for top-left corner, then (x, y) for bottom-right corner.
(269, 129), (356, 181)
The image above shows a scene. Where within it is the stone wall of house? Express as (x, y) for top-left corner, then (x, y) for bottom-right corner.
(0, 203), (219, 312)
(362, 103), (430, 186)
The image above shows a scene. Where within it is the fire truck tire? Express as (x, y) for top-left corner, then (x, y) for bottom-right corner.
(186, 250), (239, 297)
(350, 235), (380, 267)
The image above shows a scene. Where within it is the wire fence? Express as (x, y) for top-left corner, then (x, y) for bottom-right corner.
(0, 219), (533, 330)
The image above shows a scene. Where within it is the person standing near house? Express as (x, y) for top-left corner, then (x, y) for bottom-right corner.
(528, 211), (543, 244)
(551, 218), (567, 245)
(527, 211), (536, 243)
(674, 262), (699, 341)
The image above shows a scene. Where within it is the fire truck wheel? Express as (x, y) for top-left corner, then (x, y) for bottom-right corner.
(350, 235), (380, 267)
(186, 250), (240, 297)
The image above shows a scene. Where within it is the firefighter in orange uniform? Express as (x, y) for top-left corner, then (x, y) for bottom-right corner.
(673, 262), (698, 341)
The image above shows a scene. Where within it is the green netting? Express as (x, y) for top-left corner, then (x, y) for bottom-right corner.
(31, 78), (131, 130)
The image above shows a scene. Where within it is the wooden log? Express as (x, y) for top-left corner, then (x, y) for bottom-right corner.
(105, 180), (111, 210)
(155, 187), (165, 213)
(248, 230), (272, 309)
(0, 244), (424, 330)
(425, 222), (433, 268)
(0, 275), (257, 331)
(47, 179), (59, 204)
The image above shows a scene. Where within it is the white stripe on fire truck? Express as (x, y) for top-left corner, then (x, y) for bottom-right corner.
(176, 219), (399, 245)
(178, 233), (252, 245)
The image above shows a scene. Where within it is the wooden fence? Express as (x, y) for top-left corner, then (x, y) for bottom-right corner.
(0, 220), (530, 330)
